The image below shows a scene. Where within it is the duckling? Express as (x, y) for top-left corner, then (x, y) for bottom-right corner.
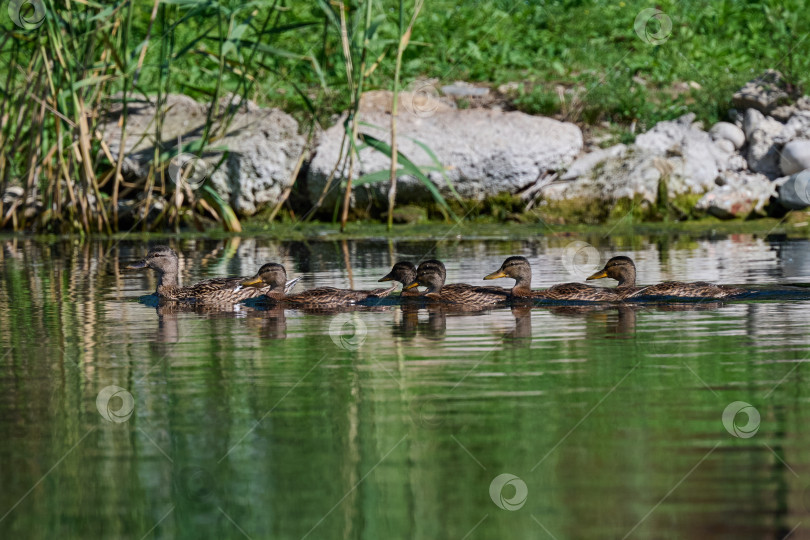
(404, 259), (510, 305)
(126, 246), (299, 303)
(378, 261), (421, 297)
(240, 263), (396, 307)
(586, 256), (746, 299)
(484, 256), (625, 301)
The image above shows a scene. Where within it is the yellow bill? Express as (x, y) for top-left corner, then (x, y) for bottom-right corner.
(586, 269), (608, 281)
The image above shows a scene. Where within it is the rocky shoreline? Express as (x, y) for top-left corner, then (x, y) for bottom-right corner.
(8, 71), (808, 225)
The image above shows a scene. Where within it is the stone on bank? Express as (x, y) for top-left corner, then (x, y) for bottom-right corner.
(305, 91), (583, 212)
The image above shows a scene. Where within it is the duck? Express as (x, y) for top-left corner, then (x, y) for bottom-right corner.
(126, 245), (300, 303)
(378, 262), (421, 297)
(483, 256), (625, 301)
(239, 263), (396, 307)
(403, 259), (510, 305)
(586, 256), (747, 299)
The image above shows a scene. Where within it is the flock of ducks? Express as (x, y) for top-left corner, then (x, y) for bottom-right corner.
(127, 246), (747, 308)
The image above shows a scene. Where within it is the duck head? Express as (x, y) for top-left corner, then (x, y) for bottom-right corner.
(403, 259), (446, 294)
(127, 246), (180, 288)
(586, 256), (636, 287)
(241, 263), (289, 292)
(484, 256), (532, 292)
(379, 261), (417, 288)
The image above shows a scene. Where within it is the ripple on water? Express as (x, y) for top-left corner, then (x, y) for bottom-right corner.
(1, 235), (810, 539)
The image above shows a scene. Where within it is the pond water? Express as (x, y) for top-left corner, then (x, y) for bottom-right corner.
(2, 231), (810, 539)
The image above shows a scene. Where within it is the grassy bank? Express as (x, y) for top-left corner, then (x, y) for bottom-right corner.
(123, 0), (808, 129)
(1, 0), (807, 234)
(5, 212), (810, 245)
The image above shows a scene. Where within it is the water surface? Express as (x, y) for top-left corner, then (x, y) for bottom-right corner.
(1, 232), (810, 539)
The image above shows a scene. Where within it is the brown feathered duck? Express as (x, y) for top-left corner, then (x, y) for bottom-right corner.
(404, 259), (511, 305)
(240, 263), (396, 307)
(586, 256), (747, 299)
(483, 256), (626, 301)
(126, 246), (299, 303)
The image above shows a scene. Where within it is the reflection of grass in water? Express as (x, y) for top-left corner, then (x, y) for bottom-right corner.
(1, 239), (808, 538)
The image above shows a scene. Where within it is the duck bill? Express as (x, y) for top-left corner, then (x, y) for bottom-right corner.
(403, 281), (421, 290)
(240, 276), (265, 288)
(586, 269), (608, 281)
(126, 260), (148, 270)
(378, 272), (395, 282)
(483, 270), (507, 280)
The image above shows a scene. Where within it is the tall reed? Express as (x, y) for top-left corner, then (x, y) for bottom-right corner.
(1, 0), (446, 234)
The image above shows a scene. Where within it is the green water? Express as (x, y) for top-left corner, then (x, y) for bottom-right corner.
(1, 233), (810, 539)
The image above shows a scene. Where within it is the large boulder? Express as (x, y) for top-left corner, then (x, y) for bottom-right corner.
(743, 108), (784, 178)
(780, 140), (810, 176)
(98, 94), (306, 216)
(776, 171), (810, 210)
(306, 91), (583, 209)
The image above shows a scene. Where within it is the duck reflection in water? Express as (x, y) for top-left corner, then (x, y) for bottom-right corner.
(392, 303), (496, 341)
(146, 300), (290, 346)
(392, 304), (449, 340)
(545, 300), (726, 340)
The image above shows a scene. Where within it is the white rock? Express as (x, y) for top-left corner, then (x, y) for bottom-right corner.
(441, 82), (489, 97)
(775, 111), (810, 144)
(695, 171), (775, 218)
(733, 70), (790, 115)
(560, 144), (627, 181)
(776, 171), (810, 210)
(743, 108), (784, 178)
(709, 122), (745, 149)
(306, 90), (583, 208)
(634, 113), (732, 191)
(544, 114), (748, 205)
(780, 140), (810, 176)
(98, 94), (306, 216)
(713, 138), (736, 154)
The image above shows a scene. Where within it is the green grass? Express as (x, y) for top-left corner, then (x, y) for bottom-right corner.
(119, 0), (808, 130)
(2, 0), (808, 234)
